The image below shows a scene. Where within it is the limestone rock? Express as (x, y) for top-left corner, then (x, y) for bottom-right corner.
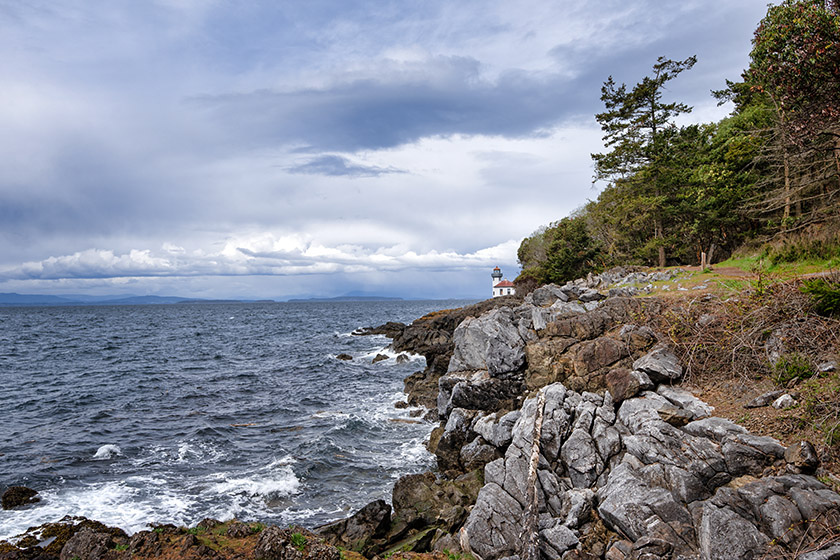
(617, 324), (657, 353)
(785, 440), (820, 474)
(656, 385), (714, 419)
(539, 522), (579, 559)
(438, 370), (523, 417)
(560, 428), (601, 488)
(473, 409), (521, 449)
(549, 300), (587, 316)
(527, 284), (571, 307)
(698, 501), (770, 559)
(745, 389), (785, 408)
(632, 344), (682, 383)
(798, 545), (840, 560)
(772, 394), (797, 409)
(434, 408), (478, 472)
(448, 307), (526, 375)
(578, 288), (606, 303)
(460, 437), (501, 472)
(461, 482), (523, 560)
(605, 368), (651, 403)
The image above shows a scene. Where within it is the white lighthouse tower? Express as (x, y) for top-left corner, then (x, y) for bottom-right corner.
(491, 266), (515, 297)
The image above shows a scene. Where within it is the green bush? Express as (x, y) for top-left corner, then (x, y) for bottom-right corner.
(290, 532), (307, 550)
(801, 271), (840, 316)
(773, 353), (815, 385)
(767, 236), (840, 264)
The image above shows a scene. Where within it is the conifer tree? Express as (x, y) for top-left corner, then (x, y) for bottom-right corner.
(592, 56), (696, 267)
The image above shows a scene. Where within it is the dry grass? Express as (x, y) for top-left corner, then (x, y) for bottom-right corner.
(640, 281), (840, 474)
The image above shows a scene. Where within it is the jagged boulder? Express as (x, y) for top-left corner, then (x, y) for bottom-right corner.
(315, 500), (391, 553)
(526, 284), (571, 307)
(460, 381), (840, 560)
(632, 344), (683, 383)
(473, 409), (521, 449)
(605, 368), (652, 403)
(437, 370), (524, 418)
(391, 470), (483, 536)
(431, 408), (478, 473)
(448, 307), (526, 375)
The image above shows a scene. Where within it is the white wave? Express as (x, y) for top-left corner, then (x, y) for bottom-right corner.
(311, 410), (350, 419)
(359, 346), (425, 364)
(206, 457), (300, 499)
(0, 479), (194, 542)
(131, 441), (227, 467)
(93, 444), (122, 460)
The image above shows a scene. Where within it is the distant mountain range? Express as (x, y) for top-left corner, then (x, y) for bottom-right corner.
(0, 292), (407, 306)
(0, 293), (235, 306)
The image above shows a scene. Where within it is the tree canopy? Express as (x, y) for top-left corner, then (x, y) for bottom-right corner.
(515, 0), (840, 289)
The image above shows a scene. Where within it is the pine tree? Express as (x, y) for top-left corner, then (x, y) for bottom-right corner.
(592, 56), (696, 267)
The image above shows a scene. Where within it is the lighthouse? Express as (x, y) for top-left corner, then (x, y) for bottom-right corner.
(491, 266), (516, 297)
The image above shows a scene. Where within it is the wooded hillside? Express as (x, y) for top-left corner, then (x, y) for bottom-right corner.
(518, 0), (840, 287)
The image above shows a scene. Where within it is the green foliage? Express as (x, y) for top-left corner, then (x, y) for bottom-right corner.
(773, 353), (815, 385)
(186, 527), (206, 535)
(801, 271), (840, 316)
(290, 532), (307, 550)
(517, 4), (839, 284)
(114, 544), (128, 551)
(517, 215), (604, 285)
(543, 217), (602, 283)
(592, 55), (697, 181)
(749, 0), (840, 139)
(251, 523), (266, 534)
(769, 238), (840, 264)
(445, 550), (476, 560)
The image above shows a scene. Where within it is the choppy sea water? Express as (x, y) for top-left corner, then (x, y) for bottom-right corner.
(0, 300), (473, 540)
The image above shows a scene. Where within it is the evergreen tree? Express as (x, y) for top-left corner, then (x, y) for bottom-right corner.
(592, 56), (697, 267)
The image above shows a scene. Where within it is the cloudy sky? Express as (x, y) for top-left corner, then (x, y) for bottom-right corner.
(0, 1), (771, 300)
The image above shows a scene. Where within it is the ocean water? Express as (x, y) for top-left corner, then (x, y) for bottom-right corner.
(0, 300), (473, 541)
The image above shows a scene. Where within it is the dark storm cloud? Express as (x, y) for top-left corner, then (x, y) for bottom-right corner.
(194, 56), (581, 152)
(287, 155), (406, 177)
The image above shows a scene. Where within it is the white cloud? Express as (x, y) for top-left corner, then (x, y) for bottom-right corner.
(3, 235), (519, 283)
(0, 0), (772, 298)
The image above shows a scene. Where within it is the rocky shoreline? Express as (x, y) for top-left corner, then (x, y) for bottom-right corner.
(3, 268), (840, 560)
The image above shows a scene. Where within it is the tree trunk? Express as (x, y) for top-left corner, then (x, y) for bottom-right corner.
(783, 148), (791, 230)
(655, 217), (665, 268)
(707, 242), (717, 266)
(835, 136), (840, 187)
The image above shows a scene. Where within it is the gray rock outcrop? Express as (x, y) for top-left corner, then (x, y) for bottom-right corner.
(460, 381), (840, 560)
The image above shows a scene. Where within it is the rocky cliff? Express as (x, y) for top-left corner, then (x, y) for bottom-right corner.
(350, 269), (840, 560)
